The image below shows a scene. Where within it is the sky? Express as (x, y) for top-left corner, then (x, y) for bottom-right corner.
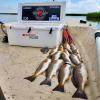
(0, 0), (100, 13)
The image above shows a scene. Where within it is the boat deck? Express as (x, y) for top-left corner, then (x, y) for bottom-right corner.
(0, 26), (100, 100)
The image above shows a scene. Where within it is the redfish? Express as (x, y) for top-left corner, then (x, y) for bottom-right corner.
(71, 63), (88, 99)
(53, 63), (72, 92)
(24, 58), (51, 82)
(40, 59), (63, 86)
(69, 54), (81, 65)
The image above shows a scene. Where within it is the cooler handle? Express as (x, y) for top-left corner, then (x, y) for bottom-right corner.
(27, 27), (31, 33)
(49, 28), (53, 34)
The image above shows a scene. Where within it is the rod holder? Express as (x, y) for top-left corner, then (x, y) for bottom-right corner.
(95, 31), (100, 73)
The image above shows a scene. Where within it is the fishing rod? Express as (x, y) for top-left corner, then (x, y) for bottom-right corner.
(95, 31), (100, 76)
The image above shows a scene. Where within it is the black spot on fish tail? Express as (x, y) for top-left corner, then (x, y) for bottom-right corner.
(24, 75), (36, 82)
(72, 89), (88, 99)
(40, 79), (51, 86)
(53, 85), (64, 92)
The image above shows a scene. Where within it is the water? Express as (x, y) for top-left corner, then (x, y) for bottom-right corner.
(66, 16), (100, 29)
(66, 16), (86, 21)
(0, 14), (17, 23)
(0, 14), (100, 29)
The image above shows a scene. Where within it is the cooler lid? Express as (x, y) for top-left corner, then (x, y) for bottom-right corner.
(18, 1), (66, 23)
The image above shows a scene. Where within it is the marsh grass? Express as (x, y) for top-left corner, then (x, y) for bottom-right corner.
(87, 17), (100, 23)
(86, 12), (100, 23)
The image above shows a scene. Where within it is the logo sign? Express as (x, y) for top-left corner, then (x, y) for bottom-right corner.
(49, 15), (59, 21)
(33, 7), (48, 20)
(22, 33), (38, 39)
(22, 6), (61, 21)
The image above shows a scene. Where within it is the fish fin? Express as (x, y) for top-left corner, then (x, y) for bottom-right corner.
(40, 79), (51, 86)
(24, 75), (36, 82)
(53, 85), (64, 92)
(72, 89), (88, 99)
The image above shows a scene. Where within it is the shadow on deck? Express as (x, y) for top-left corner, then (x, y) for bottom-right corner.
(0, 87), (6, 100)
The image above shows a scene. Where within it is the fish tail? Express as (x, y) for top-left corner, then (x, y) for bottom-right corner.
(40, 79), (51, 86)
(72, 89), (88, 99)
(24, 75), (36, 82)
(53, 85), (64, 92)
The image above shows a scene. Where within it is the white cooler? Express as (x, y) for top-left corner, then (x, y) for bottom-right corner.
(5, 1), (66, 48)
(5, 22), (63, 48)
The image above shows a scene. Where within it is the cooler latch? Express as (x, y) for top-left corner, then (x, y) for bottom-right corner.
(27, 27), (31, 33)
(49, 28), (53, 34)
